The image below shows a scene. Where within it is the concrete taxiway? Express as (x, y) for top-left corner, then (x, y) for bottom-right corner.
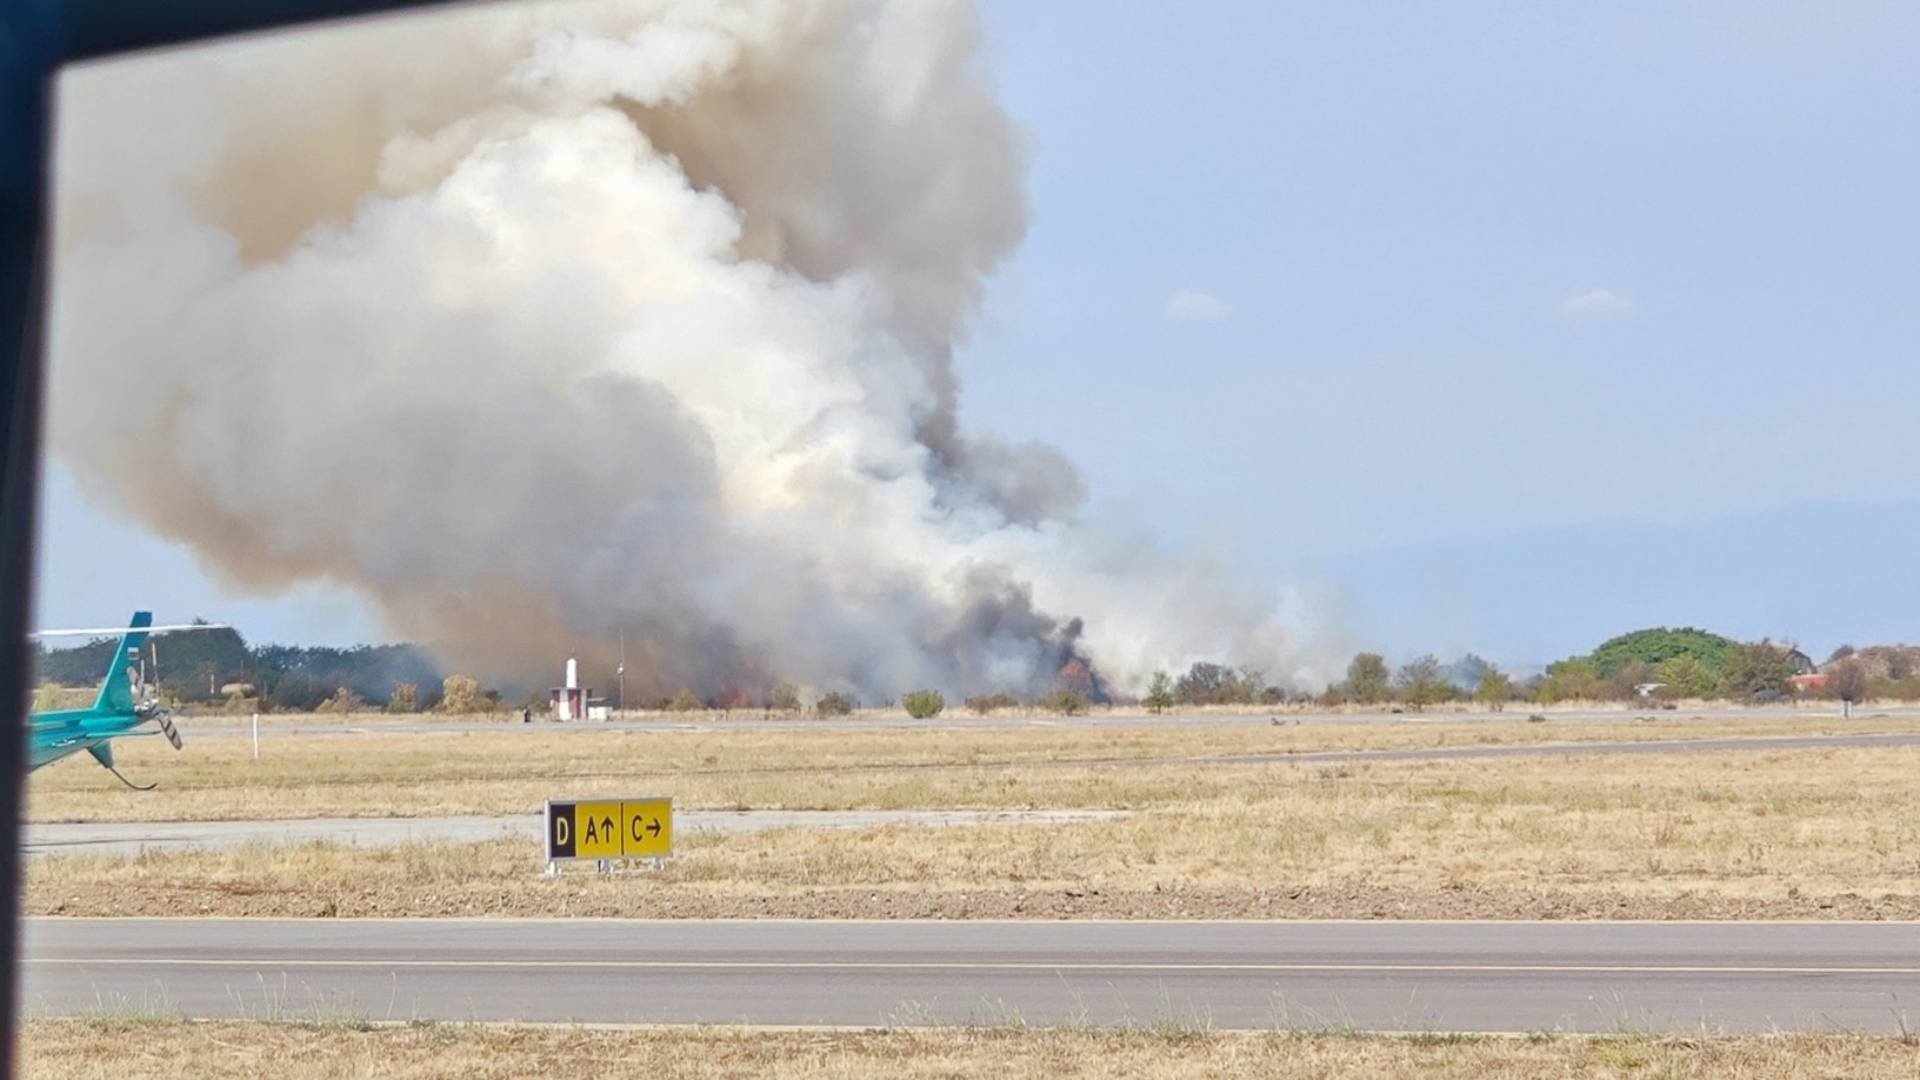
(23, 809), (1129, 859)
(24, 918), (1920, 1032)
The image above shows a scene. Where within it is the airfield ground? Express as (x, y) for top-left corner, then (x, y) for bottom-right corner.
(27, 710), (1920, 823)
(24, 713), (1920, 920)
(24, 1019), (1920, 1079)
(25, 711), (1920, 1073)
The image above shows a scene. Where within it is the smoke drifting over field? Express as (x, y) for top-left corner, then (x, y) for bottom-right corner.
(50, 0), (1327, 700)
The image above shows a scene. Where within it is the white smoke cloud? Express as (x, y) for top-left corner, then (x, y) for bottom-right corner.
(48, 0), (1335, 700)
(1561, 287), (1635, 318)
(1165, 290), (1230, 322)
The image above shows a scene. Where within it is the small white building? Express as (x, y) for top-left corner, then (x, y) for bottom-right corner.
(549, 657), (592, 721)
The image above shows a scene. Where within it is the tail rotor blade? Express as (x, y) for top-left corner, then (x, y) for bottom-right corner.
(156, 711), (183, 751)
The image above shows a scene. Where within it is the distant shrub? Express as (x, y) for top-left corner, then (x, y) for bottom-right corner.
(1526, 713), (1548, 723)
(816, 691), (856, 717)
(1173, 662), (1265, 706)
(1393, 655), (1451, 711)
(1041, 688), (1090, 716)
(770, 682), (802, 712)
(966, 692), (1018, 715)
(1824, 659), (1869, 703)
(31, 681), (61, 713)
(1474, 670), (1514, 710)
(1143, 671), (1175, 714)
(1342, 653), (1391, 705)
(439, 675), (481, 714)
(902, 689), (945, 719)
(387, 683), (418, 714)
(669, 689), (703, 712)
(318, 687), (367, 714)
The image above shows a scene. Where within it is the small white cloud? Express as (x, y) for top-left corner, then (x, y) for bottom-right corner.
(1165, 289), (1230, 322)
(1561, 287), (1635, 318)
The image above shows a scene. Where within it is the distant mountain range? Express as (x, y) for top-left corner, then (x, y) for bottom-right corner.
(1314, 499), (1920, 670)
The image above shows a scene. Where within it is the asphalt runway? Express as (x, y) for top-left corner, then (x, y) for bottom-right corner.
(23, 809), (1129, 858)
(24, 919), (1920, 1032)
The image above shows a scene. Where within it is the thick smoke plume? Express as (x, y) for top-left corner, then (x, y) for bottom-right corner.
(50, 0), (1328, 700)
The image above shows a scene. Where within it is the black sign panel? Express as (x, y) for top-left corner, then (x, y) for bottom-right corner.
(547, 801), (576, 859)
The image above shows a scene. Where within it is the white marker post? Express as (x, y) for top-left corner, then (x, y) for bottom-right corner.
(251, 712), (260, 760)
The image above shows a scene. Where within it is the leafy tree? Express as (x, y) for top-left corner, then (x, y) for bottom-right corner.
(1344, 653), (1390, 705)
(1393, 655), (1450, 711)
(33, 636), (118, 688)
(1598, 660), (1656, 702)
(1534, 658), (1601, 704)
(902, 689), (945, 719)
(261, 669), (329, 712)
(815, 691), (856, 717)
(1825, 658), (1869, 704)
(387, 683), (418, 714)
(1589, 627), (1739, 678)
(1143, 671), (1175, 714)
(1826, 644), (1857, 665)
(1223, 668), (1264, 705)
(1474, 668), (1514, 710)
(440, 674), (482, 714)
(669, 689), (703, 712)
(769, 683), (802, 712)
(1653, 655), (1717, 699)
(1174, 662), (1231, 705)
(251, 642), (440, 705)
(1719, 641), (1797, 700)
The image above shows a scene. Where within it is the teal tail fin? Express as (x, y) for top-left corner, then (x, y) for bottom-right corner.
(93, 611), (154, 713)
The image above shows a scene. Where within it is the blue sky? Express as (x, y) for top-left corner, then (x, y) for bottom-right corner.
(37, 1), (1920, 664)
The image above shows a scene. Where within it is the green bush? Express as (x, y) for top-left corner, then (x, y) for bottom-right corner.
(769, 682), (802, 711)
(1343, 654), (1391, 705)
(816, 691), (856, 717)
(1474, 669), (1514, 709)
(669, 689), (703, 712)
(1393, 655), (1451, 711)
(902, 689), (945, 719)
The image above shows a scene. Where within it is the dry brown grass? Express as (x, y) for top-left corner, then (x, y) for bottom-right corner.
(22, 1019), (1920, 1079)
(30, 747), (1920, 919)
(28, 713), (1920, 823)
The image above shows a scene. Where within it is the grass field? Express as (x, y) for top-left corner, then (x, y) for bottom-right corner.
(27, 713), (1920, 823)
(29, 743), (1920, 919)
(23, 1019), (1920, 1079)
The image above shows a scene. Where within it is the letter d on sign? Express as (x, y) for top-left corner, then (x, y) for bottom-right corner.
(547, 802), (576, 859)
